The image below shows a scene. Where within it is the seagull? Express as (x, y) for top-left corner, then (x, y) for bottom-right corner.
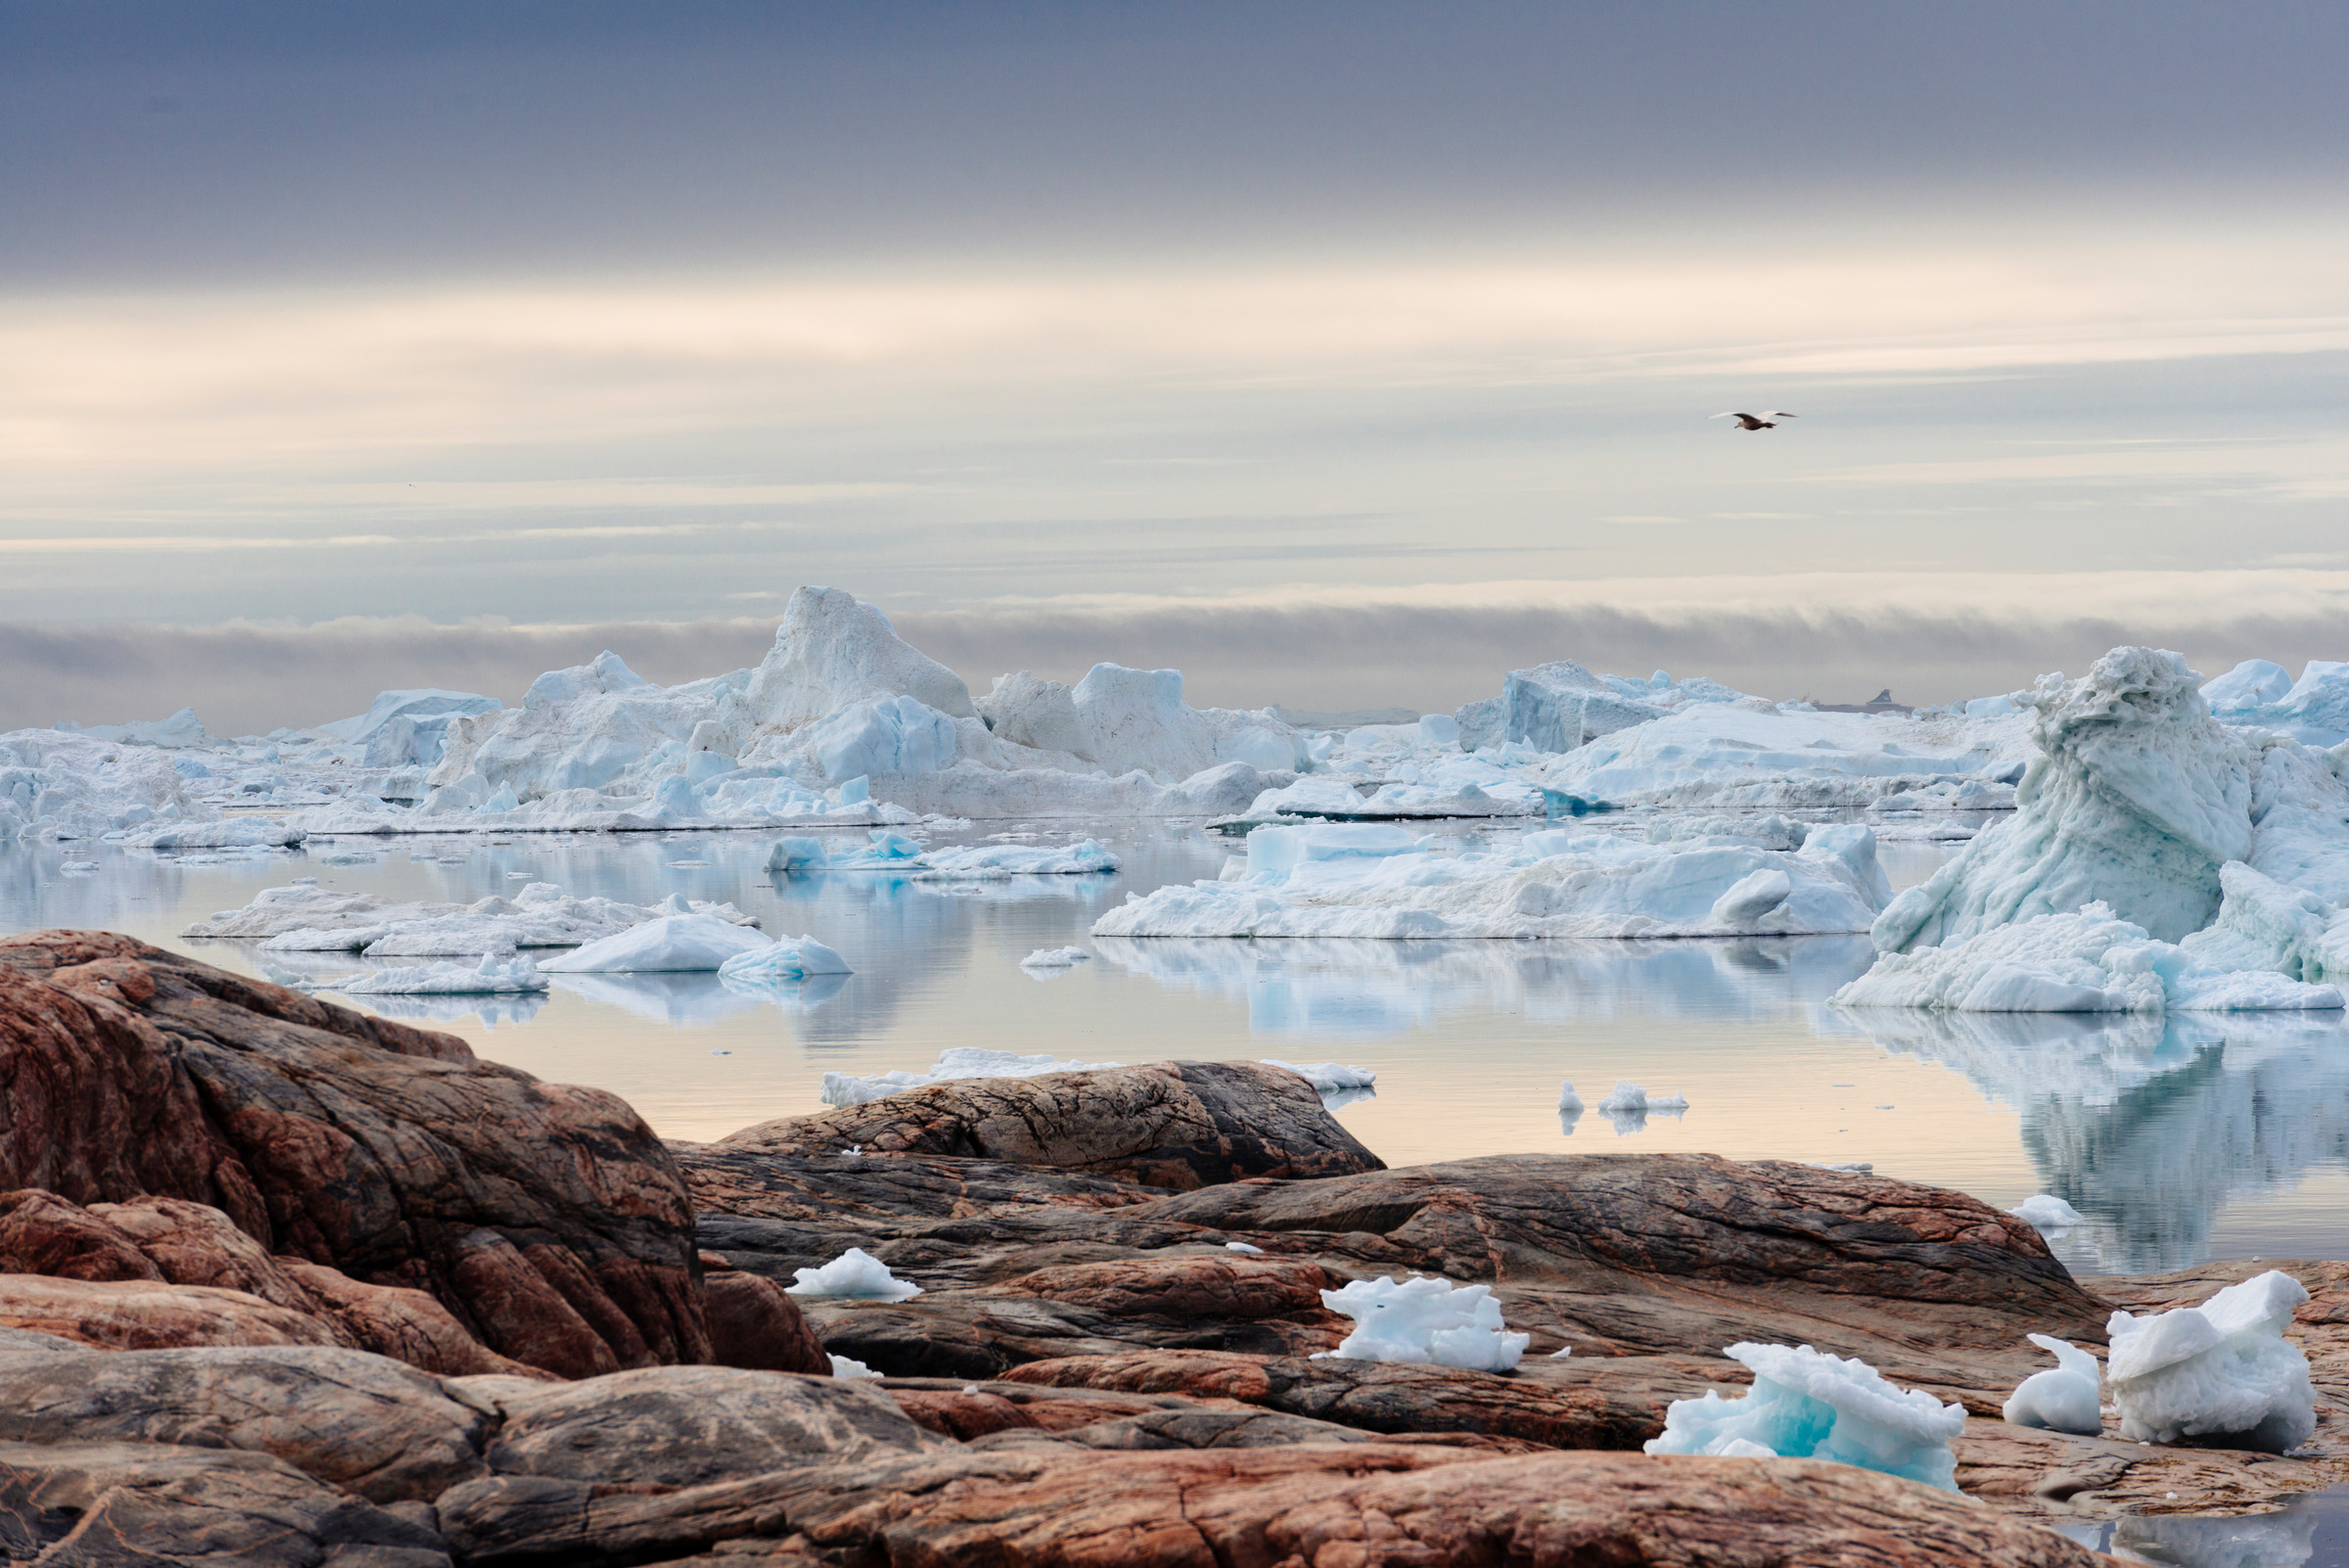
(1712, 411), (1796, 431)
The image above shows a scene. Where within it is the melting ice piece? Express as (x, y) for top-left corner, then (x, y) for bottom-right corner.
(1594, 1082), (1689, 1134)
(1021, 946), (1092, 968)
(1313, 1274), (1529, 1372)
(1262, 1059), (1375, 1094)
(1557, 1082), (1585, 1114)
(820, 1047), (1126, 1107)
(2105, 1269), (2315, 1453)
(788, 1246), (921, 1302)
(1644, 1342), (1967, 1491)
(717, 935), (853, 984)
(2004, 1334), (2102, 1436)
(536, 912), (777, 973)
(1225, 1241), (1265, 1254)
(828, 1354), (884, 1380)
(2008, 1194), (2085, 1233)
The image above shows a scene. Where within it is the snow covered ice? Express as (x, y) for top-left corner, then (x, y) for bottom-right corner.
(1094, 818), (1892, 940)
(535, 907), (779, 973)
(2002, 1334), (2102, 1436)
(1313, 1274), (1528, 1372)
(2105, 1269), (2315, 1453)
(827, 1355), (884, 1380)
(787, 1246), (922, 1302)
(1644, 1343), (1967, 1491)
(819, 1047), (1126, 1107)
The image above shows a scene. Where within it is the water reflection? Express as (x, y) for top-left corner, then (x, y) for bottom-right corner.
(1091, 934), (1874, 1040)
(1851, 1009), (2349, 1273)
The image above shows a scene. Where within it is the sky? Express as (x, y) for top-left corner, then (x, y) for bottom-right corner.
(5, 1), (2348, 731)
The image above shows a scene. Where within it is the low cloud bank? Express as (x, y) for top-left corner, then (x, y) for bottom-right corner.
(5, 601), (2345, 736)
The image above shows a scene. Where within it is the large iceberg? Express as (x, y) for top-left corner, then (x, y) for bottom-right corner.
(534, 909), (781, 973)
(2205, 657), (2349, 747)
(1093, 819), (1892, 941)
(1313, 1274), (1528, 1372)
(1644, 1342), (1967, 1491)
(2105, 1269), (2314, 1453)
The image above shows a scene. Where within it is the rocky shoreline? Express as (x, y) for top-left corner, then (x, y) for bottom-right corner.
(3, 930), (2344, 1564)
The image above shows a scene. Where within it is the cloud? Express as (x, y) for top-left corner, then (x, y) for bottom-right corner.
(7, 579), (2345, 736)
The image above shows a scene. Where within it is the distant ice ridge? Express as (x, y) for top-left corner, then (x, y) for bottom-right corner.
(2003, 1334), (2102, 1436)
(789, 1247), (922, 1302)
(765, 829), (1119, 878)
(2203, 657), (2349, 747)
(2105, 1269), (2314, 1453)
(1644, 1343), (1967, 1491)
(819, 1047), (1127, 1107)
(1837, 645), (2349, 1013)
(332, 955), (550, 995)
(1093, 818), (1893, 941)
(1312, 1274), (1528, 1372)
(187, 882), (760, 957)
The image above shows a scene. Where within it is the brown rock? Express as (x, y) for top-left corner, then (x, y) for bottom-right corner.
(714, 1060), (1384, 1189)
(987, 1254), (1345, 1319)
(0, 1272), (342, 1351)
(0, 1188), (161, 1282)
(702, 1270), (830, 1376)
(0, 931), (708, 1378)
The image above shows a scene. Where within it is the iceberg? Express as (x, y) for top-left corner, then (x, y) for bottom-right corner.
(335, 954), (551, 995)
(767, 829), (1120, 878)
(1020, 945), (1091, 968)
(2105, 1269), (2314, 1453)
(819, 1046), (1126, 1107)
(2002, 1334), (2102, 1436)
(715, 935), (853, 984)
(535, 910), (779, 973)
(189, 882), (760, 956)
(2007, 1194), (2085, 1233)
(1094, 819), (1890, 941)
(1593, 1081), (1688, 1134)
(1644, 1342), (1967, 1491)
(788, 1246), (922, 1302)
(1313, 1274), (1528, 1372)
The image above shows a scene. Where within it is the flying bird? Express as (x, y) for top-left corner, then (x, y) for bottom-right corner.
(1712, 411), (1796, 431)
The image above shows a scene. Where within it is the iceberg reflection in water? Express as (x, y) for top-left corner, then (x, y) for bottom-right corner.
(1852, 1008), (2349, 1275)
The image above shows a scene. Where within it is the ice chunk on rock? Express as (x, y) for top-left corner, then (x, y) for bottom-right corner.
(788, 1246), (922, 1302)
(1313, 1274), (1528, 1372)
(820, 1046), (1126, 1106)
(716, 935), (853, 984)
(2009, 1194), (2085, 1233)
(2003, 1334), (2102, 1436)
(2105, 1268), (2315, 1453)
(1644, 1342), (1967, 1491)
(828, 1354), (884, 1379)
(536, 911), (778, 973)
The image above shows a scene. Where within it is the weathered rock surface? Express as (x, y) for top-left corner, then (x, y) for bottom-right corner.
(700, 1267), (830, 1376)
(0, 931), (706, 1377)
(714, 1060), (1383, 1189)
(0, 1273), (344, 1352)
(0, 1439), (453, 1566)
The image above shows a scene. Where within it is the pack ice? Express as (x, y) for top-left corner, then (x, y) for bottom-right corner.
(1839, 645), (2349, 1013)
(2104, 1269), (2315, 1453)
(1092, 818), (1892, 940)
(1644, 1342), (1967, 1491)
(184, 882), (760, 957)
(1312, 1274), (1529, 1372)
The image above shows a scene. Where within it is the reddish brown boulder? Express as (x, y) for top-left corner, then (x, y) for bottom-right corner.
(0, 931), (707, 1378)
(702, 1269), (830, 1376)
(0, 1273), (341, 1351)
(714, 1060), (1384, 1190)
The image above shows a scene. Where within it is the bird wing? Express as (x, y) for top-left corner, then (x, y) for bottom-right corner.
(1757, 411), (1797, 419)
(1709, 412), (1750, 420)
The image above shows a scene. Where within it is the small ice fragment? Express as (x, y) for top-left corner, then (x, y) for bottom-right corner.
(788, 1246), (919, 1301)
(1226, 1241), (1265, 1254)
(711, 1049), (732, 1056)
(1547, 1345), (1574, 1360)
(828, 1354), (883, 1380)
(1806, 1162), (1874, 1174)
(1020, 945), (1091, 968)
(840, 1144), (862, 1158)
(1557, 1082), (1585, 1114)
(961, 1384), (981, 1395)
(1263, 1059), (1375, 1094)
(2003, 1334), (2102, 1436)
(1312, 1274), (1528, 1372)
(2008, 1194), (2085, 1233)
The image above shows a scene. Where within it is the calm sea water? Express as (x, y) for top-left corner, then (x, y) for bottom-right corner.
(7, 819), (2348, 1279)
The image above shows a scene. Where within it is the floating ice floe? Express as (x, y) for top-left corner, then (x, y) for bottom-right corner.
(768, 829), (1120, 879)
(818, 1046), (1127, 1107)
(1593, 1081), (1689, 1135)
(1831, 903), (2344, 1014)
(1260, 1059), (1375, 1094)
(1242, 773), (1535, 822)
(715, 935), (853, 985)
(323, 954), (552, 995)
(1644, 1343), (1967, 1491)
(2003, 1334), (2102, 1436)
(1092, 818), (1892, 941)
(188, 883), (760, 957)
(1313, 1274), (1529, 1372)
(2008, 1194), (2085, 1233)
(535, 910), (780, 973)
(827, 1354), (884, 1380)
(1019, 946), (1091, 968)
(788, 1246), (922, 1302)
(2105, 1269), (2315, 1453)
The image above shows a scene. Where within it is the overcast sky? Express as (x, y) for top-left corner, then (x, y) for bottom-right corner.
(5, 1), (2347, 726)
